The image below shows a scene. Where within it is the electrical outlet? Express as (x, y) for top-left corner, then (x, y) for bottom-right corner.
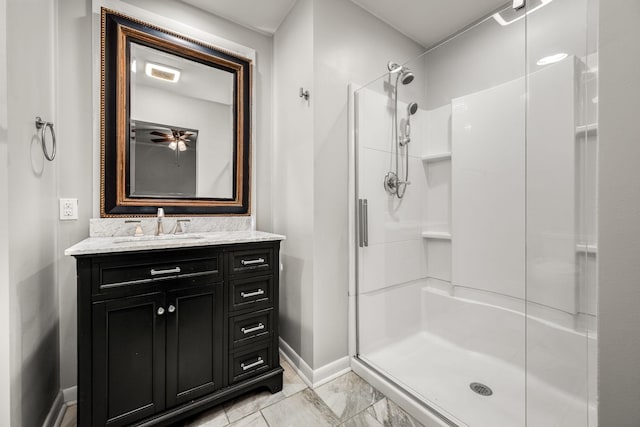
(59, 198), (78, 220)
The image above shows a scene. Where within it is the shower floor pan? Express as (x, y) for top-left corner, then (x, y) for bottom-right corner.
(363, 332), (594, 426)
(360, 287), (596, 427)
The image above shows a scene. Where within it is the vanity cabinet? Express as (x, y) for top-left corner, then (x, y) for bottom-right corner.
(72, 241), (282, 427)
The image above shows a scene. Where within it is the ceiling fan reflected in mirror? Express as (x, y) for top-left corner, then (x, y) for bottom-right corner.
(150, 129), (195, 152)
(150, 129), (195, 165)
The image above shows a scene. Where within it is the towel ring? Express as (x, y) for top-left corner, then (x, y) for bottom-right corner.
(35, 116), (56, 161)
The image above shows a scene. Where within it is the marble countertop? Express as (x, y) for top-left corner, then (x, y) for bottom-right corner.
(65, 230), (286, 256)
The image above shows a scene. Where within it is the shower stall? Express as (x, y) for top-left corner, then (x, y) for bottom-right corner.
(352, 0), (598, 425)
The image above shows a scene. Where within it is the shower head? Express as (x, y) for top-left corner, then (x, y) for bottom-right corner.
(407, 102), (419, 115)
(387, 61), (415, 85)
(401, 69), (414, 85)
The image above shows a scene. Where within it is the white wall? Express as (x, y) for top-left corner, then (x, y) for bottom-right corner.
(425, 0), (590, 109)
(7, 0), (61, 425)
(598, 0), (640, 424)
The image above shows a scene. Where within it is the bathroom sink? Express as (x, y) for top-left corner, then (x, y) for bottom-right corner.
(112, 234), (204, 244)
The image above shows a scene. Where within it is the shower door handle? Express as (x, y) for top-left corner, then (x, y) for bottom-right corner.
(358, 199), (368, 247)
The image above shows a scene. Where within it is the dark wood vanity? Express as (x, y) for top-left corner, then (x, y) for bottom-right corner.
(74, 7), (278, 424)
(71, 239), (282, 426)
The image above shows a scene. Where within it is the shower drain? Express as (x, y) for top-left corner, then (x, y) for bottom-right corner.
(469, 382), (493, 396)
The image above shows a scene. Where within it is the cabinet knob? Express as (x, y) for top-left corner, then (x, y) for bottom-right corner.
(168, 305), (176, 313)
(157, 307), (165, 316)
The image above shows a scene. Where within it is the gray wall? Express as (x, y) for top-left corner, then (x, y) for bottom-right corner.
(0, 0), (11, 422)
(273, 0), (315, 366)
(56, 0), (95, 393)
(7, 0), (61, 424)
(312, 0), (424, 368)
(598, 0), (640, 424)
(273, 0), (425, 370)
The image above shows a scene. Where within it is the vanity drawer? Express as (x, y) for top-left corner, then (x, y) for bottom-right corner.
(228, 247), (273, 276)
(95, 250), (221, 293)
(229, 308), (273, 349)
(229, 344), (273, 384)
(229, 275), (273, 312)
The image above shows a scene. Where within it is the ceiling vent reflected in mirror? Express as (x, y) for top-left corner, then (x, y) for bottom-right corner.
(145, 62), (181, 83)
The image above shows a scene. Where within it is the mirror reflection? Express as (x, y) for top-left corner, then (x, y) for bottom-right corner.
(101, 9), (252, 216)
(129, 43), (234, 199)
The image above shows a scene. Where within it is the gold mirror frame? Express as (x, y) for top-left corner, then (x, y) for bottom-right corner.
(101, 9), (252, 217)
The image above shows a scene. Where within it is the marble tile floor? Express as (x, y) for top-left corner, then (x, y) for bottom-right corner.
(59, 360), (424, 427)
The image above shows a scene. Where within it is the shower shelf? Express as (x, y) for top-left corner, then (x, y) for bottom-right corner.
(421, 152), (452, 162)
(575, 123), (598, 136)
(422, 231), (452, 240)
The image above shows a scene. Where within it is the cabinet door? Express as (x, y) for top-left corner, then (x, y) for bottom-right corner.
(92, 293), (166, 427)
(166, 283), (223, 407)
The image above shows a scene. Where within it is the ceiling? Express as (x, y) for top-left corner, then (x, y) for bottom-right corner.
(180, 0), (509, 47)
(181, 0), (297, 34)
(350, 0), (509, 47)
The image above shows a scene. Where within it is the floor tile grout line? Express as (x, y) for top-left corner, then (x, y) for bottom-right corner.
(256, 411), (271, 427)
(260, 409), (271, 427)
(225, 384), (311, 424)
(337, 395), (386, 426)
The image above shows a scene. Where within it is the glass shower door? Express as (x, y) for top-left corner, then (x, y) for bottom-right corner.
(355, 1), (597, 425)
(355, 5), (527, 424)
(525, 0), (598, 424)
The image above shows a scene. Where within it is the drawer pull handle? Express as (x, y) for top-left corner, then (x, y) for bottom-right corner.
(240, 289), (265, 298)
(241, 258), (265, 266)
(241, 323), (265, 334)
(241, 357), (264, 371)
(150, 267), (181, 276)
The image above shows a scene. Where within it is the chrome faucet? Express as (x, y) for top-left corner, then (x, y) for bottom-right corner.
(155, 208), (165, 236)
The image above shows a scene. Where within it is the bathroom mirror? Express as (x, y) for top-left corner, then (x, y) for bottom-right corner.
(101, 9), (252, 216)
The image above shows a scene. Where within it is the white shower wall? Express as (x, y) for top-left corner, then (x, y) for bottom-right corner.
(451, 75), (526, 301)
(356, 87), (428, 296)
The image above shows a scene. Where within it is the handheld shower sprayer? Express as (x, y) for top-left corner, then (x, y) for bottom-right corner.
(401, 102), (419, 146)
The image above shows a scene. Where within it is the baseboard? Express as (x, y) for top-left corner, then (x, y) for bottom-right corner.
(43, 390), (65, 427)
(312, 355), (351, 388)
(279, 337), (351, 389)
(63, 386), (77, 404)
(279, 337), (314, 387)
